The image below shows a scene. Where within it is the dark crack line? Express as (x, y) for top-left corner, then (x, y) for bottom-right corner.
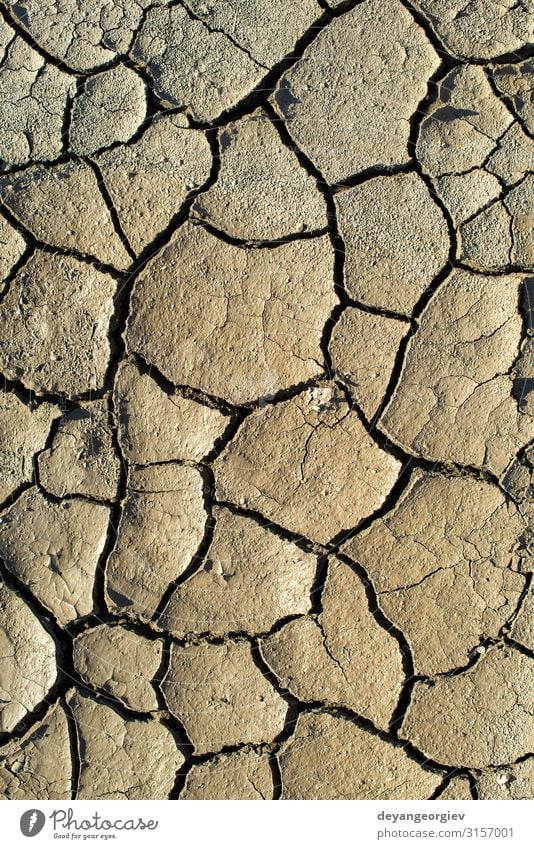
(504, 636), (534, 659)
(398, 0), (455, 61)
(61, 694), (81, 800)
(0, 480), (34, 514)
(0, 369), (72, 411)
(0, 199), (126, 280)
(486, 65), (534, 142)
(151, 466), (216, 624)
(87, 159), (136, 261)
(272, 703), (450, 779)
(0, 238), (34, 307)
(185, 7), (333, 131)
(430, 769), (475, 800)
(328, 550), (417, 735)
(310, 553), (329, 614)
(214, 499), (325, 556)
(260, 102), (348, 386)
(155, 613), (309, 645)
(129, 352), (240, 418)
(0, 558), (65, 650)
(0, 3), (82, 75)
(456, 259), (534, 276)
(190, 215), (329, 248)
(330, 161), (416, 193)
(179, 1), (268, 70)
(399, 0), (534, 66)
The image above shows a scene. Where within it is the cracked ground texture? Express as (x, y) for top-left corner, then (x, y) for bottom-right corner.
(0, 0), (532, 804)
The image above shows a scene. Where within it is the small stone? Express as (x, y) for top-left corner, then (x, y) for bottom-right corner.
(0, 584), (56, 733)
(412, 1), (533, 60)
(114, 360), (228, 464)
(0, 703), (71, 799)
(379, 270), (533, 475)
(214, 386), (401, 544)
(0, 488), (109, 625)
(345, 472), (526, 675)
(180, 749), (273, 800)
(271, 0), (439, 183)
(279, 712), (442, 799)
(0, 392), (59, 503)
(0, 162), (132, 270)
(260, 557), (405, 729)
(73, 625), (162, 712)
(335, 174), (449, 315)
(94, 115), (212, 254)
(126, 224), (335, 405)
(0, 251), (117, 397)
(477, 760), (533, 800)
(330, 308), (408, 419)
(161, 640), (287, 754)
(309, 386), (335, 411)
(69, 65), (147, 155)
(130, 5), (264, 122)
(67, 690), (183, 799)
(159, 506), (317, 637)
(37, 400), (120, 501)
(106, 464), (206, 621)
(193, 110), (328, 241)
(401, 646), (534, 767)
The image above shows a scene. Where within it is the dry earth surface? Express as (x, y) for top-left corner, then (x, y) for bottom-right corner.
(0, 0), (533, 801)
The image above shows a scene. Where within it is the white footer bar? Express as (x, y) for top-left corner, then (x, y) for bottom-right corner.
(2, 799), (532, 849)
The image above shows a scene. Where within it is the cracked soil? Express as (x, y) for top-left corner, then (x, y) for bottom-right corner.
(0, 0), (533, 801)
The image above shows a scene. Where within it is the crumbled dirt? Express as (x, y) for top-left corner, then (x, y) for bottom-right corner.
(0, 0), (531, 801)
